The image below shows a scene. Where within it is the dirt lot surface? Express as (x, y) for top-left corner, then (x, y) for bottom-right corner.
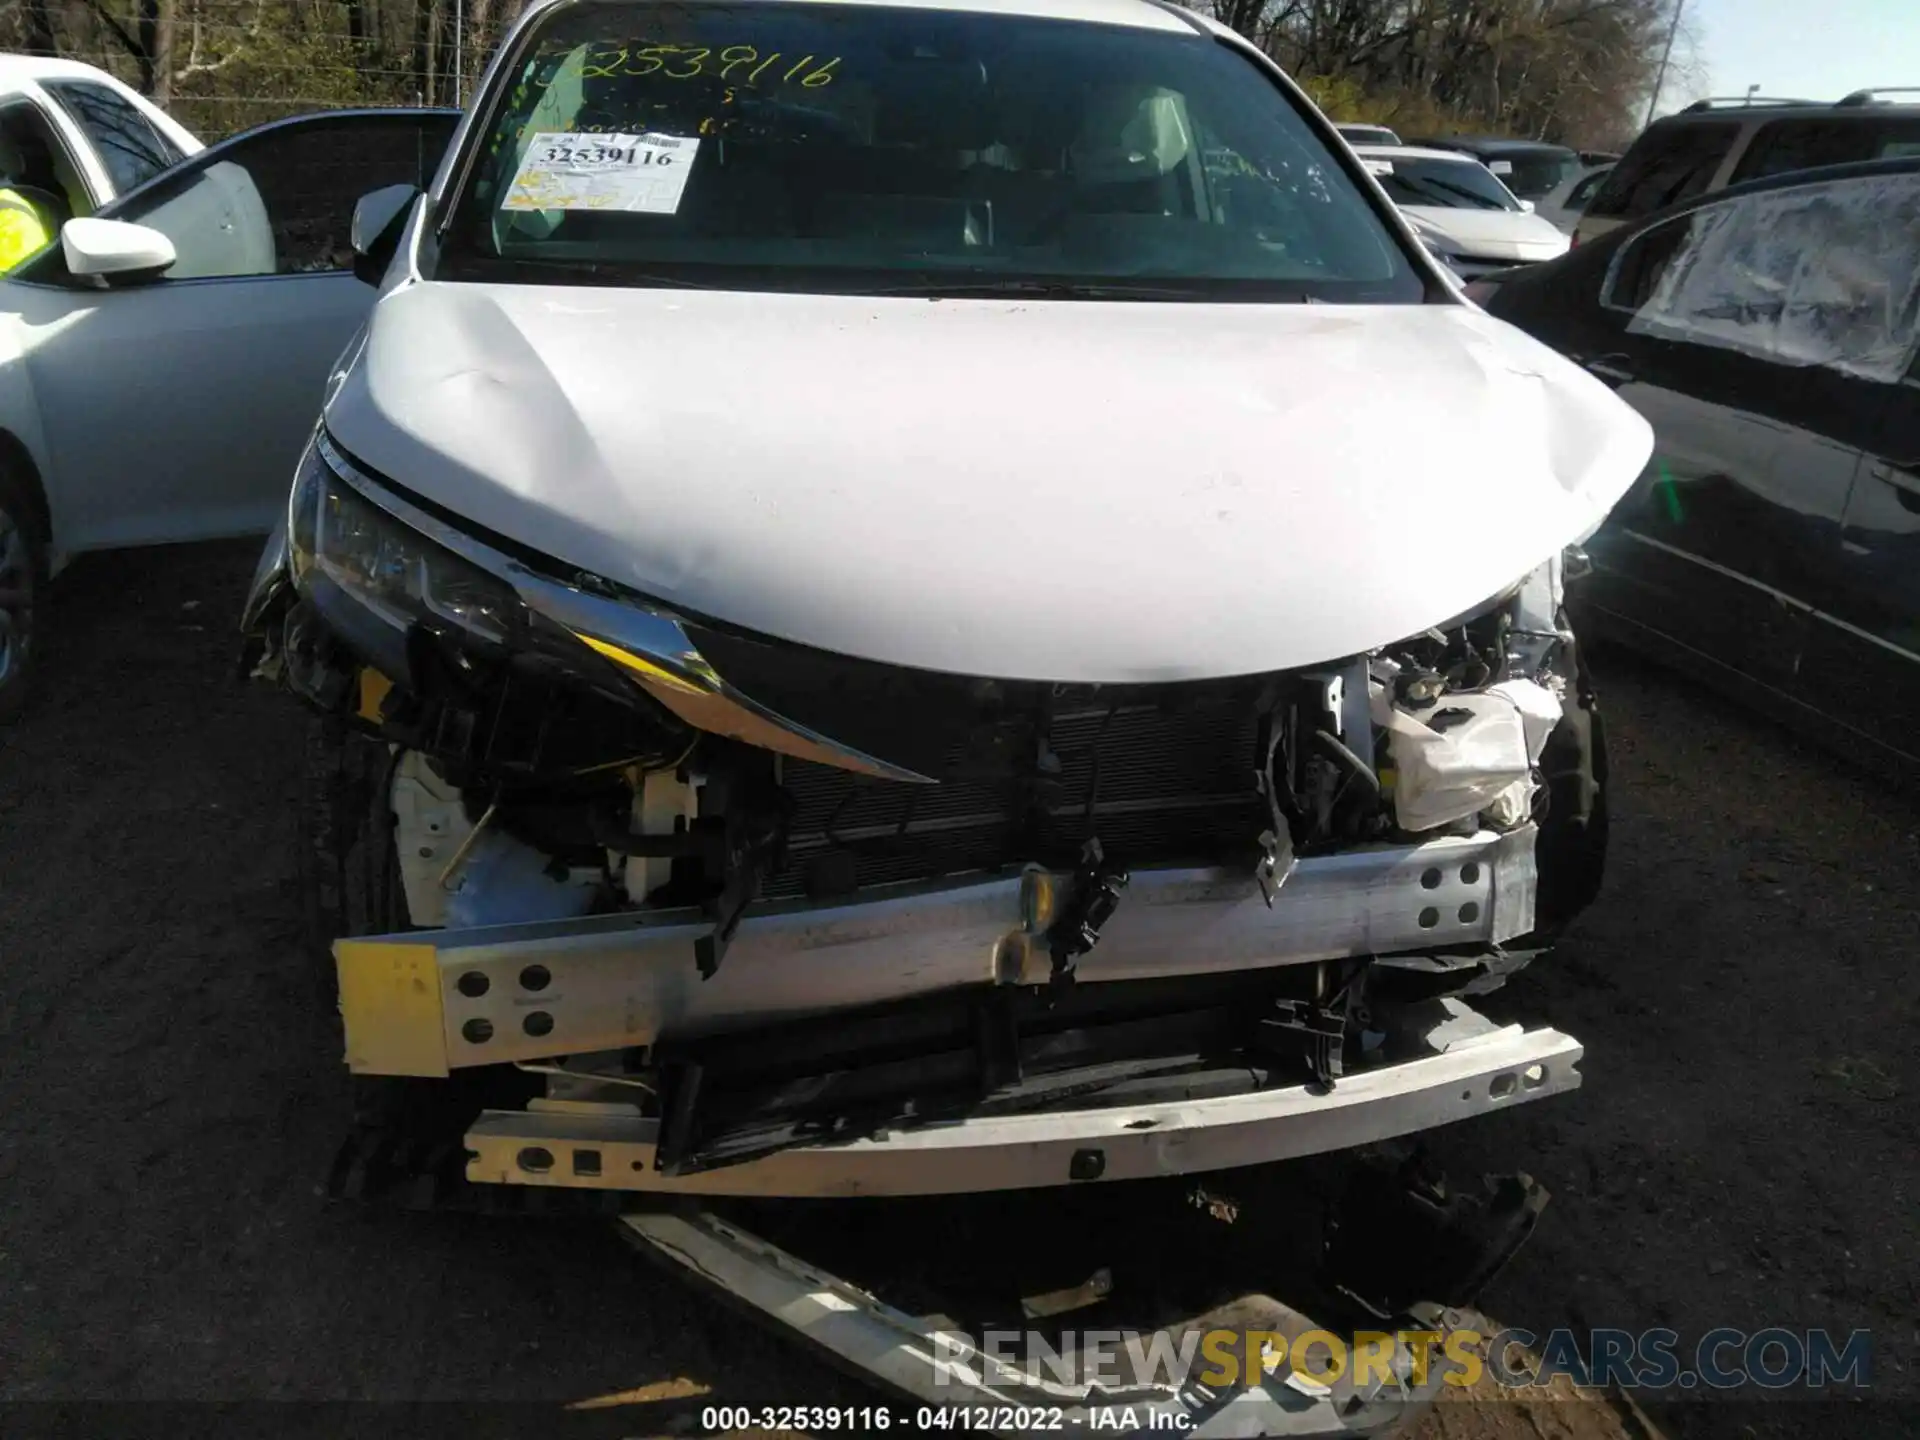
(2, 541), (1915, 1439)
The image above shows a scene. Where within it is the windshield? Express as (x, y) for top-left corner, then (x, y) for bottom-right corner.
(1371, 156), (1519, 211)
(1487, 150), (1579, 200)
(436, 0), (1422, 301)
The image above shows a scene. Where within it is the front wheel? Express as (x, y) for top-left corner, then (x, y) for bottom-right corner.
(0, 469), (47, 724)
(297, 718), (540, 1205)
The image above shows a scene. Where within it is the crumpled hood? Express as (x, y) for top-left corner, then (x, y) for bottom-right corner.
(1403, 206), (1572, 262)
(324, 282), (1649, 683)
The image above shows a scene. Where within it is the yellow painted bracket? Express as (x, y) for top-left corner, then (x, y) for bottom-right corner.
(357, 667), (393, 723)
(334, 939), (451, 1077)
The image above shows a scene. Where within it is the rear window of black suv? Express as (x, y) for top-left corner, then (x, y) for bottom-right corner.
(1585, 118), (1739, 221)
(1730, 113), (1920, 182)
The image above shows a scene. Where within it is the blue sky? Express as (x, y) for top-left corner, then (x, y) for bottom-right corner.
(1662, 0), (1920, 114)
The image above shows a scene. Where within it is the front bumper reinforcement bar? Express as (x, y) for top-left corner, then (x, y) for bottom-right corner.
(335, 828), (1539, 1077)
(465, 1001), (1580, 1197)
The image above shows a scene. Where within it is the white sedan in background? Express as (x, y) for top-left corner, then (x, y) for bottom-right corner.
(1354, 143), (1571, 277)
(0, 103), (458, 719)
(0, 54), (201, 218)
(1335, 122), (1402, 146)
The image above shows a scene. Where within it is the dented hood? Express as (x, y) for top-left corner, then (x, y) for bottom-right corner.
(324, 283), (1650, 683)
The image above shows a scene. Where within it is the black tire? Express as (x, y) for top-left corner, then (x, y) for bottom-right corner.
(1528, 630), (1610, 938)
(298, 718), (536, 1197)
(0, 467), (47, 725)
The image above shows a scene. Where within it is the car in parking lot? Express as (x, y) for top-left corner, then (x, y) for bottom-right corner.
(221, 0), (1650, 1417)
(1405, 134), (1585, 204)
(1355, 143), (1570, 275)
(1335, 122), (1401, 145)
(1574, 89), (1920, 248)
(1477, 156), (1920, 783)
(0, 54), (201, 231)
(1535, 162), (1612, 233)
(0, 105), (457, 718)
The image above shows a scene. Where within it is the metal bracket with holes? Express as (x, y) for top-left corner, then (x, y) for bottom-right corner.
(333, 827), (1539, 1077)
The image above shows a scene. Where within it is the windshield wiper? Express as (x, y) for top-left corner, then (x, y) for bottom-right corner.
(459, 255), (733, 288)
(863, 278), (1268, 301)
(1413, 178), (1509, 210)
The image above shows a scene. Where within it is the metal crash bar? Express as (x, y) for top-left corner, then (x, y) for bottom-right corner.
(466, 1000), (1582, 1198)
(333, 828), (1540, 1077)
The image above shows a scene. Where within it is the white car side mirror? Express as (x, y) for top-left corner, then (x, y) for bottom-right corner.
(62, 217), (176, 280)
(1518, 198), (1537, 214)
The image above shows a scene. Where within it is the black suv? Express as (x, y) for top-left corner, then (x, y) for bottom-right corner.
(1574, 89), (1920, 246)
(1477, 156), (1920, 782)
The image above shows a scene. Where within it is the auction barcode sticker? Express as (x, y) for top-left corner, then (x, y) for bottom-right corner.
(503, 131), (700, 213)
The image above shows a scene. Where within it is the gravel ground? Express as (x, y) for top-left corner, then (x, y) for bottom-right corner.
(2, 541), (1914, 1438)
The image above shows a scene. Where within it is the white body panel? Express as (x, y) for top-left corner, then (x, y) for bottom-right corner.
(12, 270), (374, 552)
(326, 282), (1650, 682)
(1397, 204), (1572, 263)
(0, 108), (447, 564)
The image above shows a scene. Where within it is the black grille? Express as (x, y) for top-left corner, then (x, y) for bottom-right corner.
(766, 696), (1269, 898)
(681, 622), (1281, 899)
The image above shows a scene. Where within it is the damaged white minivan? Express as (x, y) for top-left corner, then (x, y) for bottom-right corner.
(241, 0), (1651, 1426)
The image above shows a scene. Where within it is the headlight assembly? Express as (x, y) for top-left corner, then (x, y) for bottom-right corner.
(288, 434), (529, 654)
(277, 432), (930, 781)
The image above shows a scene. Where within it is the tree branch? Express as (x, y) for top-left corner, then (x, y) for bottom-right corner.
(77, 0), (145, 61)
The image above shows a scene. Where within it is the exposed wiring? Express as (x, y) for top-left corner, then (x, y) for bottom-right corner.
(570, 733), (699, 778)
(1312, 728), (1382, 799)
(513, 1061), (656, 1096)
(437, 793), (499, 889)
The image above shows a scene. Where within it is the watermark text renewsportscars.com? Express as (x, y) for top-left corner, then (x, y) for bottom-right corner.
(927, 1324), (1873, 1394)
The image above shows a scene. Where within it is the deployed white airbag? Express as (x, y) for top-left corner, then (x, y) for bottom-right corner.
(1377, 679), (1561, 832)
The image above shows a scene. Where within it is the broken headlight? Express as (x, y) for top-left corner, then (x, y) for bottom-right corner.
(287, 434), (529, 656)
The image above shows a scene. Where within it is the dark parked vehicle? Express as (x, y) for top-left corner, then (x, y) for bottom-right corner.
(1574, 89), (1920, 247)
(1476, 157), (1920, 779)
(1405, 135), (1583, 201)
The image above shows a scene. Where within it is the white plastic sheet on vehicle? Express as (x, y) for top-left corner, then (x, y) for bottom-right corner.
(1375, 679), (1562, 832)
(1623, 170), (1920, 384)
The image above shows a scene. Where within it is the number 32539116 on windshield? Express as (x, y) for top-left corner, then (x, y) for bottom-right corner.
(579, 44), (841, 87)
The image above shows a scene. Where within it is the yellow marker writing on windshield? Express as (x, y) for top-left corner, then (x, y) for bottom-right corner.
(544, 40), (841, 88)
